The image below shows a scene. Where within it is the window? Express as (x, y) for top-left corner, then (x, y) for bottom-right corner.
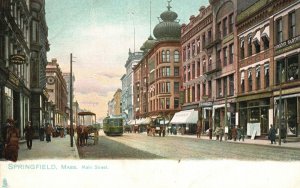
(187, 45), (191, 60)
(174, 82), (179, 93)
(223, 47), (227, 66)
(197, 84), (200, 100)
(162, 50), (165, 62)
(166, 98), (170, 109)
(166, 82), (170, 93)
(202, 83), (206, 97)
(248, 35), (252, 57)
(276, 59), (285, 84)
(202, 57), (206, 73)
(276, 18), (283, 44)
(192, 41), (196, 56)
(217, 22), (222, 39)
(208, 81), (212, 97)
(159, 98), (165, 109)
(192, 63), (195, 79)
(229, 13), (234, 33)
(174, 67), (179, 76)
(174, 98), (179, 108)
(229, 44), (234, 64)
(174, 50), (180, 62)
(183, 48), (186, 62)
(289, 11), (296, 38)
(217, 79), (222, 97)
(264, 64), (269, 88)
(229, 75), (234, 96)
(187, 65), (191, 81)
(208, 29), (212, 43)
(287, 55), (299, 81)
(223, 77), (227, 97)
(223, 17), (228, 37)
(202, 34), (206, 50)
(197, 60), (200, 77)
(166, 50), (170, 62)
(256, 66), (261, 90)
(241, 71), (245, 93)
(166, 67), (170, 76)
(196, 38), (201, 54)
(240, 39), (245, 59)
(192, 86), (195, 102)
(248, 69), (252, 91)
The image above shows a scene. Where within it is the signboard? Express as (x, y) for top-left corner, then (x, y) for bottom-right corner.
(10, 54), (26, 65)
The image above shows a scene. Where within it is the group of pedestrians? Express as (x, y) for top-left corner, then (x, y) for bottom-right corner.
(1, 118), (57, 162)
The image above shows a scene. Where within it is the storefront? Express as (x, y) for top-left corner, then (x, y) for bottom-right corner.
(274, 94), (299, 137)
(239, 99), (270, 137)
(170, 109), (198, 134)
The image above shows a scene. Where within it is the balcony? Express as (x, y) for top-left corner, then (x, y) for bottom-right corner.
(206, 60), (221, 75)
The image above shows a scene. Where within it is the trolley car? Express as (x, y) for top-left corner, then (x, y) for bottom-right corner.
(103, 116), (123, 136)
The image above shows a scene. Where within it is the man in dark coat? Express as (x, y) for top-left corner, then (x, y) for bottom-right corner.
(231, 126), (237, 141)
(268, 124), (277, 144)
(24, 121), (34, 149)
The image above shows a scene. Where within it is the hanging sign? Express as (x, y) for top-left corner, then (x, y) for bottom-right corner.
(10, 54), (26, 65)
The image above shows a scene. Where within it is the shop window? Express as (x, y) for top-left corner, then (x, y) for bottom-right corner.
(249, 108), (260, 123)
(288, 11), (296, 38)
(287, 55), (299, 81)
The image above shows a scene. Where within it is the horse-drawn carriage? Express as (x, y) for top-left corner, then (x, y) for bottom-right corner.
(77, 111), (99, 146)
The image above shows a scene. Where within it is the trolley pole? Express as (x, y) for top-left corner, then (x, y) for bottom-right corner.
(70, 53), (74, 147)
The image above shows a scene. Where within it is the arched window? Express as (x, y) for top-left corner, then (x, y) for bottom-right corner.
(174, 50), (180, 62)
(166, 50), (170, 62)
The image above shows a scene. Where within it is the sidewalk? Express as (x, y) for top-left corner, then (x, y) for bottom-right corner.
(18, 135), (79, 160)
(168, 133), (300, 149)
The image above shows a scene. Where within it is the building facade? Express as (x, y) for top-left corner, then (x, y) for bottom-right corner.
(0, 0), (32, 138)
(46, 58), (68, 127)
(236, 0), (300, 138)
(113, 88), (122, 116)
(133, 1), (182, 125)
(30, 0), (50, 132)
(121, 49), (143, 123)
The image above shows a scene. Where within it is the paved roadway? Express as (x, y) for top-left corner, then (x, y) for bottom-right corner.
(78, 131), (300, 161)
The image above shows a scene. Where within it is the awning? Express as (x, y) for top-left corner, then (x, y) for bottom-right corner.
(261, 25), (269, 40)
(170, 110), (198, 124)
(253, 30), (260, 44)
(140, 117), (151, 125)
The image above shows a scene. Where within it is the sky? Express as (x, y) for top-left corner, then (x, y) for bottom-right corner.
(45, 0), (209, 121)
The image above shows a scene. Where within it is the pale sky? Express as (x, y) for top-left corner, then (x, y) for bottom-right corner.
(45, 0), (209, 121)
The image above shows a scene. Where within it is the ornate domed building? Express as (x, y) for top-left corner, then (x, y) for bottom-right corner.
(133, 0), (183, 125)
(153, 2), (181, 41)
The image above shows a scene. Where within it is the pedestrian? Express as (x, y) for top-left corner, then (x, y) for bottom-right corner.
(280, 125), (287, 143)
(231, 125), (237, 141)
(39, 125), (45, 141)
(196, 120), (202, 139)
(45, 124), (54, 142)
(237, 125), (241, 141)
(268, 124), (277, 144)
(24, 121), (34, 150)
(215, 126), (220, 140)
(4, 119), (20, 162)
(219, 126), (224, 142)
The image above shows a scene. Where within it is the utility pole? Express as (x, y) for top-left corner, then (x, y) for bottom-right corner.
(224, 80), (228, 140)
(70, 53), (74, 147)
(278, 65), (282, 146)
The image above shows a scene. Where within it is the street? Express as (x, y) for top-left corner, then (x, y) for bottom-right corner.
(78, 131), (300, 161)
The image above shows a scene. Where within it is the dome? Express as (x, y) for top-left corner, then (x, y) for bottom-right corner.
(153, 2), (181, 41)
(140, 35), (157, 52)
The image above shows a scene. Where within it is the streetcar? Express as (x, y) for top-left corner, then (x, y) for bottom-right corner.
(103, 116), (124, 136)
